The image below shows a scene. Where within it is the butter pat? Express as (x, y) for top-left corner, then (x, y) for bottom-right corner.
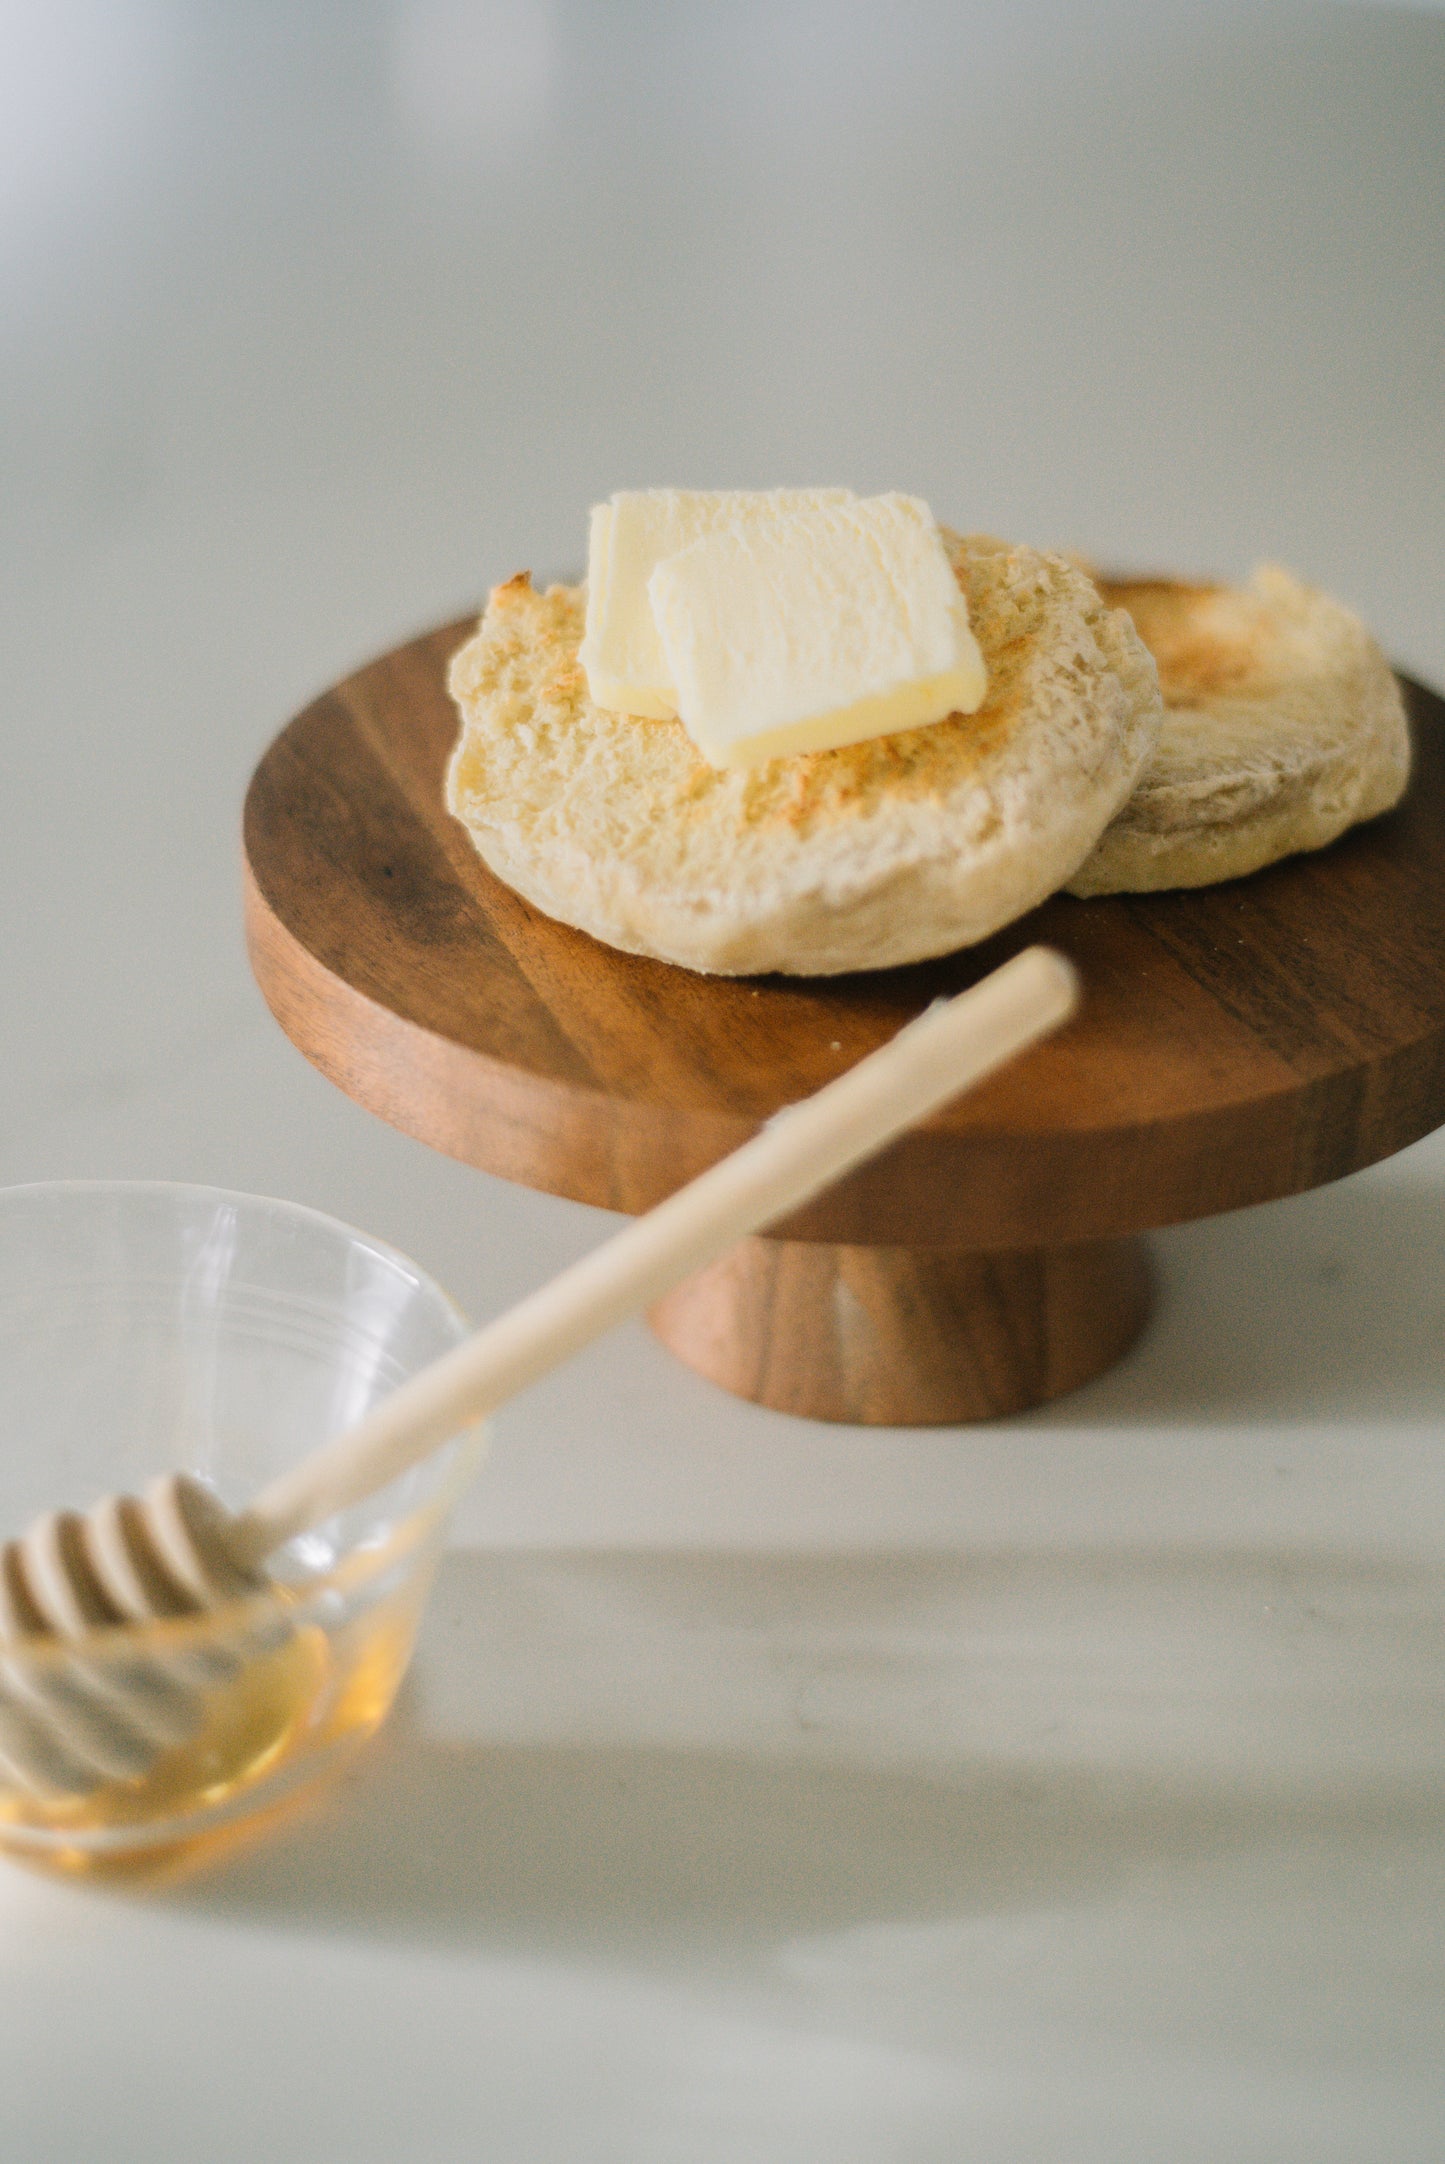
(648, 493), (987, 769)
(580, 488), (851, 720)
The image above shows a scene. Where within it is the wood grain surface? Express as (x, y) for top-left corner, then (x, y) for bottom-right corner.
(244, 619), (1445, 1253)
(648, 1234), (1153, 1424)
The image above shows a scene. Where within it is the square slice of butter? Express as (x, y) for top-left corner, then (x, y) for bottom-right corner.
(579, 487), (852, 719)
(647, 493), (987, 770)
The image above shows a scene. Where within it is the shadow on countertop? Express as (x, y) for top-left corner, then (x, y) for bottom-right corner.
(155, 1539), (1445, 1972)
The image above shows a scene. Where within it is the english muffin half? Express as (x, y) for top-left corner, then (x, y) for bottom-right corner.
(1067, 567), (1410, 897)
(446, 531), (1161, 976)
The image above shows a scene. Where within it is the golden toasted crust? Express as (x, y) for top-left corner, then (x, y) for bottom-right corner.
(1067, 568), (1410, 896)
(446, 531), (1162, 975)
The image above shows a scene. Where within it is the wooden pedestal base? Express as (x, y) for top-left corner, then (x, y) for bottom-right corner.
(648, 1234), (1154, 1425)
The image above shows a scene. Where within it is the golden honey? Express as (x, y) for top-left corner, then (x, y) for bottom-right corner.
(0, 1580), (428, 1876)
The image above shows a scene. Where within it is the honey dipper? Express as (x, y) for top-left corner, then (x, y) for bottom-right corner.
(0, 948), (1077, 1800)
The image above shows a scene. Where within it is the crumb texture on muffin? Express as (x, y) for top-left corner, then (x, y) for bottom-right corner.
(1067, 567), (1410, 897)
(446, 532), (1161, 975)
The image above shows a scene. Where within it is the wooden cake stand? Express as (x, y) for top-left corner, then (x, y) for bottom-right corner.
(243, 620), (1445, 1425)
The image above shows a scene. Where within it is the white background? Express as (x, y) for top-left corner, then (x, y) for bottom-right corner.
(2, 3), (1443, 2157)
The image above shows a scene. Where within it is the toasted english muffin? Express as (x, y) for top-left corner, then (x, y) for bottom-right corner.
(445, 531), (1161, 976)
(1067, 567), (1410, 897)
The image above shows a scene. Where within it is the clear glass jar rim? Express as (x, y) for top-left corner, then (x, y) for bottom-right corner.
(0, 1179), (482, 1660)
(0, 1179), (471, 1341)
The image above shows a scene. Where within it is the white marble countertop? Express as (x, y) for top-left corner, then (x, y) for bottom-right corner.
(2, 3), (1443, 2156)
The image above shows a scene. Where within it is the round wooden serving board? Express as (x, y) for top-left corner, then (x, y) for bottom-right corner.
(244, 618), (1445, 1424)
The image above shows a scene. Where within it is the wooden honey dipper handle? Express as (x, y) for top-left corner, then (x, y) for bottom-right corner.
(224, 948), (1078, 1572)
